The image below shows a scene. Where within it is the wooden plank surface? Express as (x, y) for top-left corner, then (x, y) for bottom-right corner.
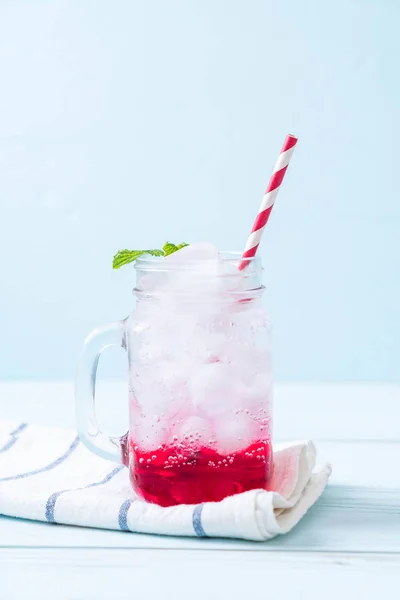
(2, 549), (399, 600)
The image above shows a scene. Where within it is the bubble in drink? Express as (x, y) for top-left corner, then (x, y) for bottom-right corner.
(172, 416), (212, 445)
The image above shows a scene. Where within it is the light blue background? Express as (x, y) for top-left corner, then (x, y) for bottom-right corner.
(0, 0), (398, 382)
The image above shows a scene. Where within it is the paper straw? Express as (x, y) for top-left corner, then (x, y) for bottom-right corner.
(238, 134), (298, 270)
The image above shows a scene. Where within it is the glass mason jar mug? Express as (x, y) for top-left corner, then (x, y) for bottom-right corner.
(75, 248), (273, 507)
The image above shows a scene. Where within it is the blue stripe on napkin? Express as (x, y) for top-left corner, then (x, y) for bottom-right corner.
(45, 465), (124, 523)
(118, 499), (133, 531)
(0, 436), (80, 483)
(0, 423), (28, 455)
(192, 504), (207, 537)
(9, 422), (28, 436)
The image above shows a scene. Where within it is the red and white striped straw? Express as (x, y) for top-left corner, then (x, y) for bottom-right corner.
(238, 134), (298, 270)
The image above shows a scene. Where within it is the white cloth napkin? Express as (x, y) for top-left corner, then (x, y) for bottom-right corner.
(0, 420), (331, 541)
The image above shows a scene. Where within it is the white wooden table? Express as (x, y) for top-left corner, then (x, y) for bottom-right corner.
(1, 382), (399, 599)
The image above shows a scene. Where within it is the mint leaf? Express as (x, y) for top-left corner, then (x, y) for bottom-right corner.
(162, 242), (178, 256)
(163, 241), (189, 256)
(112, 242), (189, 269)
(112, 249), (164, 269)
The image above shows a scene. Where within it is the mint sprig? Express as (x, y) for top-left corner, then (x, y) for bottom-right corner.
(162, 241), (189, 256)
(112, 249), (164, 269)
(112, 242), (189, 269)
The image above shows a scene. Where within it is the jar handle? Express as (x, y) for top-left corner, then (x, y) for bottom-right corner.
(75, 320), (127, 463)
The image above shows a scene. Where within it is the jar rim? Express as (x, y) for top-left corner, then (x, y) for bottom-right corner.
(133, 286), (265, 303)
(135, 250), (261, 271)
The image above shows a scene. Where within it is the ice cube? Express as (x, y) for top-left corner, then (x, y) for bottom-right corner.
(131, 373), (169, 415)
(189, 330), (228, 364)
(160, 242), (225, 298)
(187, 328), (257, 385)
(129, 304), (197, 364)
(132, 359), (190, 417)
(189, 330), (260, 384)
(162, 242), (220, 265)
(136, 243), (221, 298)
(214, 413), (256, 454)
(189, 362), (245, 416)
